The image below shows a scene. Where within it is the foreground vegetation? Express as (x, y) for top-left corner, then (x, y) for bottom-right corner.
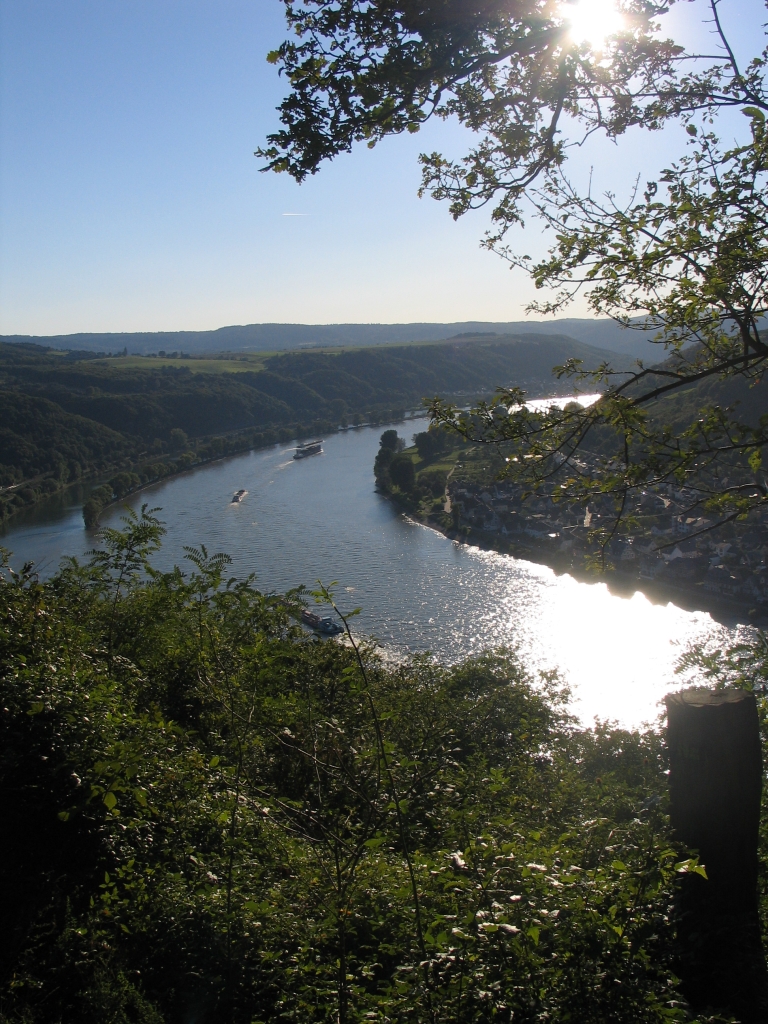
(2, 506), (753, 1023)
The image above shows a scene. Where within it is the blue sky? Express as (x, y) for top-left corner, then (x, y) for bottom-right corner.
(0, 0), (760, 335)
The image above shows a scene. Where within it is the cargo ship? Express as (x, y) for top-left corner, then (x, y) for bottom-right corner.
(231, 489), (247, 503)
(301, 609), (343, 635)
(293, 440), (323, 459)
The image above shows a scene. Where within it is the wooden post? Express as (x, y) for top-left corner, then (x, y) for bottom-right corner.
(666, 687), (768, 1022)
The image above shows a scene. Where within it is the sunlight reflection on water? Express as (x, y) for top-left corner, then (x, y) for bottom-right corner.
(0, 414), (748, 728)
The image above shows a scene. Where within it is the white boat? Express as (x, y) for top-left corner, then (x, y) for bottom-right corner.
(294, 440), (323, 459)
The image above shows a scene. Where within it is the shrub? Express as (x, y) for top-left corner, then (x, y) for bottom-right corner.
(0, 516), (696, 1023)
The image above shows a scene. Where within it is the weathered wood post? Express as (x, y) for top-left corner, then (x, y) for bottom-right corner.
(666, 687), (768, 1022)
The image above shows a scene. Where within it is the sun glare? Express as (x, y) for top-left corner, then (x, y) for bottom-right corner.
(562, 0), (625, 49)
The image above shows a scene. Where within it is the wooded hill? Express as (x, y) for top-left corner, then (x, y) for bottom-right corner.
(1, 317), (660, 358)
(0, 334), (627, 518)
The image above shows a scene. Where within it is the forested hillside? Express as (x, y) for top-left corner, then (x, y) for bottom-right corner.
(1, 317), (660, 358)
(0, 392), (134, 485)
(0, 335), (625, 520)
(262, 332), (619, 402)
(3, 333), (765, 529)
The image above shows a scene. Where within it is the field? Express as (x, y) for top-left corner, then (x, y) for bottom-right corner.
(89, 353), (272, 374)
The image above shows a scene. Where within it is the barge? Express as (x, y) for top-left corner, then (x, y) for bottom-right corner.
(294, 440), (323, 459)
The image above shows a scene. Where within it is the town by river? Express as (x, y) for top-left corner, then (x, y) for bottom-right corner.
(0, 417), (751, 728)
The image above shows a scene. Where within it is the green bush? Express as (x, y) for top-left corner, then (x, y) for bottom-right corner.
(0, 511), (706, 1023)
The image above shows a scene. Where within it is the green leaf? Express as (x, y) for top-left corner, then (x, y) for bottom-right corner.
(103, 791), (117, 810)
(675, 858), (708, 879)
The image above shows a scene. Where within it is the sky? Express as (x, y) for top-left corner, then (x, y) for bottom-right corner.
(0, 0), (761, 336)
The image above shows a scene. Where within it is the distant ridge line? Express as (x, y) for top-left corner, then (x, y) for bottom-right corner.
(1, 318), (661, 360)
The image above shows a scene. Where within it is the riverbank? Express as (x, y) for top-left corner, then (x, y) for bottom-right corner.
(371, 424), (768, 628)
(0, 421), (304, 527)
(388, 495), (764, 627)
(3, 411), (431, 530)
(83, 413), (430, 527)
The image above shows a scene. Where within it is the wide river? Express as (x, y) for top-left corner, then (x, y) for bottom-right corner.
(1, 418), (749, 728)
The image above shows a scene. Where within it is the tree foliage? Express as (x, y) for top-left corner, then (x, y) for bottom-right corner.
(389, 451), (417, 490)
(262, 0), (768, 546)
(379, 428), (403, 451)
(0, 510), (717, 1023)
(258, 0), (680, 189)
(413, 427), (452, 462)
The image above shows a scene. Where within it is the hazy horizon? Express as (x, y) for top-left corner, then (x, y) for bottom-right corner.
(1, 316), (664, 362)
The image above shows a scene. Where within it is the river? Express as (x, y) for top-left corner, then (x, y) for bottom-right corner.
(0, 417), (749, 727)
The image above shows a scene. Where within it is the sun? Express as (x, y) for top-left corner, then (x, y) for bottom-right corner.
(562, 0), (625, 49)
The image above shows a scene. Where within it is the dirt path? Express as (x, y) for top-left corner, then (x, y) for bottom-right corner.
(443, 465), (456, 513)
